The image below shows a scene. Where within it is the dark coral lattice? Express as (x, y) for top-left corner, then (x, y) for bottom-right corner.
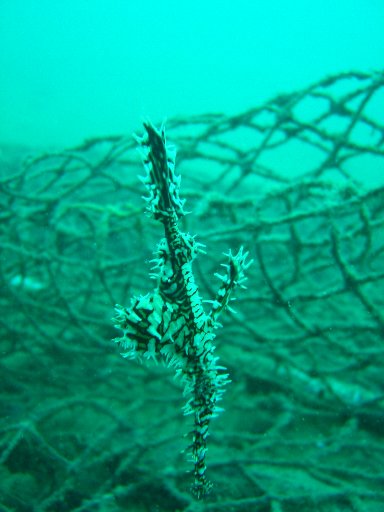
(0, 71), (383, 512)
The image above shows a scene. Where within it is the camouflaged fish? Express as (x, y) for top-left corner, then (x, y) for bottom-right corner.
(113, 121), (252, 498)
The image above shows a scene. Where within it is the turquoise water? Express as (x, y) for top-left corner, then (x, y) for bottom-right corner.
(1, 3), (384, 512)
(1, 0), (383, 148)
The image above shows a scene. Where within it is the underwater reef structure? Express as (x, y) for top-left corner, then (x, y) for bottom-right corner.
(113, 122), (251, 497)
(1, 71), (384, 512)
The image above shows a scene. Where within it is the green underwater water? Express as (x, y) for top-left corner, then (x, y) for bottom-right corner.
(1, 0), (384, 149)
(1, 2), (384, 512)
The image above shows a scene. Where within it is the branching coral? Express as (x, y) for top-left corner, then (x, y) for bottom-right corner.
(113, 122), (252, 498)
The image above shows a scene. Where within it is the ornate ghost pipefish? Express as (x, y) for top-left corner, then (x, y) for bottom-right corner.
(113, 121), (252, 498)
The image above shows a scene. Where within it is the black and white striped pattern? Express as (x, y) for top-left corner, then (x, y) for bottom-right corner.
(114, 122), (252, 498)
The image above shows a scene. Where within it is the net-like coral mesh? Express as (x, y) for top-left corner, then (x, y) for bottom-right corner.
(1, 70), (384, 511)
